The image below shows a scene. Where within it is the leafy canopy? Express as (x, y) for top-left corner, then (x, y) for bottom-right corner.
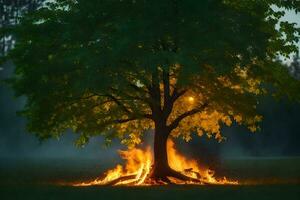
(2, 0), (300, 147)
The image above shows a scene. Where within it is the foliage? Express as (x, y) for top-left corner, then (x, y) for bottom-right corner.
(1, 0), (300, 147)
(0, 0), (45, 57)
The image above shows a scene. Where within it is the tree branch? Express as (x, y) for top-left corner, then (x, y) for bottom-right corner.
(129, 83), (149, 95)
(168, 102), (209, 131)
(111, 85), (152, 106)
(170, 88), (187, 102)
(115, 118), (139, 124)
(114, 114), (152, 124)
(105, 94), (132, 114)
(149, 68), (162, 117)
(163, 68), (170, 106)
(162, 88), (187, 120)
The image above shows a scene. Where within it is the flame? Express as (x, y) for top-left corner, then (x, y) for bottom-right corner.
(75, 147), (152, 186)
(167, 140), (237, 185)
(74, 140), (238, 186)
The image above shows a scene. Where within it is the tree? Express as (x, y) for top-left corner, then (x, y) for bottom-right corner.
(289, 54), (300, 80)
(0, 0), (45, 57)
(1, 0), (300, 182)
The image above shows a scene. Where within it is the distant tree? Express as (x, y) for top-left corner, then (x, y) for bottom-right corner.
(289, 54), (300, 80)
(0, 0), (44, 57)
(1, 0), (300, 182)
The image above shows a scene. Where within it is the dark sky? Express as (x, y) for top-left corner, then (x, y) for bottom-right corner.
(0, 61), (300, 162)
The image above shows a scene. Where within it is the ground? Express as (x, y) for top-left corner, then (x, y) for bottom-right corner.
(0, 157), (299, 200)
(1, 185), (300, 200)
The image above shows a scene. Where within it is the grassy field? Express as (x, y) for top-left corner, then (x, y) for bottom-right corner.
(0, 157), (299, 200)
(1, 184), (300, 200)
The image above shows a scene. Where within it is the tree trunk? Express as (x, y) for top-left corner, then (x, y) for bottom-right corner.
(151, 121), (172, 180)
(150, 120), (201, 183)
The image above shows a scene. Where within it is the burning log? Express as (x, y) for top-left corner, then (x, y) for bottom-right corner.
(105, 175), (137, 186)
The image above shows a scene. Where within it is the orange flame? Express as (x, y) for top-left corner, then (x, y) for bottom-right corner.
(167, 140), (237, 185)
(74, 140), (238, 186)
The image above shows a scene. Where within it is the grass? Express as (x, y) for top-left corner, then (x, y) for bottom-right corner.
(0, 157), (299, 200)
(1, 185), (299, 200)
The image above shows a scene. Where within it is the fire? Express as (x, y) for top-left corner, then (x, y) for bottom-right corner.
(74, 140), (238, 186)
(167, 140), (236, 185)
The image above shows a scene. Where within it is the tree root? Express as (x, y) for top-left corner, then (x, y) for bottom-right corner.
(149, 168), (203, 184)
(166, 169), (202, 183)
(105, 175), (137, 186)
(102, 168), (212, 186)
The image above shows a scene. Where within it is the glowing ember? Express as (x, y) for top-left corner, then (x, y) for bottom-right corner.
(74, 140), (238, 186)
